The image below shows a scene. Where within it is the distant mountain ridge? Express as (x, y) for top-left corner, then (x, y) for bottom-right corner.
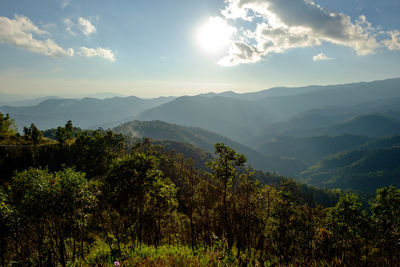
(256, 114), (400, 141)
(135, 78), (400, 143)
(2, 78), (400, 142)
(0, 96), (175, 130)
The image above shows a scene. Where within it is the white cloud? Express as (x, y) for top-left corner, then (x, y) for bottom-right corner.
(313, 53), (334, 61)
(64, 18), (76, 36)
(0, 15), (73, 57)
(78, 17), (96, 36)
(218, 41), (261, 66)
(383, 30), (400, 51)
(79, 47), (115, 61)
(61, 0), (70, 8)
(216, 0), (386, 66)
(64, 17), (96, 36)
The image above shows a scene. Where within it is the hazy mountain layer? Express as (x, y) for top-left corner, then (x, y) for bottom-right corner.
(0, 96), (175, 130)
(256, 134), (371, 165)
(136, 78), (400, 143)
(2, 78), (400, 143)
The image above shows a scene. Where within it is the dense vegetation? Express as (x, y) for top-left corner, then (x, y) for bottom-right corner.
(301, 136), (400, 193)
(113, 120), (305, 176)
(112, 120), (400, 194)
(1, 114), (399, 266)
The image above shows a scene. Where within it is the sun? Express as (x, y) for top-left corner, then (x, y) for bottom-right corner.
(196, 17), (236, 53)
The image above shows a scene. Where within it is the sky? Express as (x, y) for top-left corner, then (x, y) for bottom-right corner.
(0, 0), (400, 98)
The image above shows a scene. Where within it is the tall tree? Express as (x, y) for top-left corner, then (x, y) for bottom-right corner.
(104, 150), (177, 246)
(207, 143), (246, 252)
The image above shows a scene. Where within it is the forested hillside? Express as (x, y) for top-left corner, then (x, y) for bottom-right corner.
(302, 147), (400, 193)
(1, 113), (399, 266)
(111, 119), (400, 194)
(112, 120), (305, 176)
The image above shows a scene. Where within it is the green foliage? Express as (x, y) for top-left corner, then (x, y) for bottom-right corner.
(302, 146), (400, 193)
(113, 120), (305, 176)
(23, 123), (43, 144)
(124, 245), (237, 266)
(0, 126), (125, 180)
(0, 118), (399, 266)
(7, 168), (96, 266)
(56, 120), (74, 144)
(0, 112), (16, 140)
(207, 143), (247, 251)
(103, 146), (178, 247)
(371, 186), (400, 265)
(326, 194), (368, 264)
(0, 187), (15, 266)
(84, 238), (112, 265)
(72, 130), (126, 176)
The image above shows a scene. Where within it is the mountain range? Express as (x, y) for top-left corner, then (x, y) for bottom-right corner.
(2, 78), (399, 141)
(2, 77), (400, 193)
(0, 96), (174, 130)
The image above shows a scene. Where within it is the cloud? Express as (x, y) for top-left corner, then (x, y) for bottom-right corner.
(41, 22), (57, 31)
(78, 17), (96, 36)
(64, 17), (96, 36)
(218, 42), (261, 66)
(383, 30), (400, 51)
(61, 0), (70, 8)
(79, 47), (115, 61)
(217, 0), (387, 66)
(64, 18), (76, 35)
(0, 15), (73, 57)
(313, 53), (334, 61)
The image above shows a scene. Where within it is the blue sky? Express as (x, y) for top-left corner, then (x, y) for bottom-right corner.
(0, 0), (399, 98)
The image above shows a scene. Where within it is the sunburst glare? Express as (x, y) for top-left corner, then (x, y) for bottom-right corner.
(196, 17), (236, 54)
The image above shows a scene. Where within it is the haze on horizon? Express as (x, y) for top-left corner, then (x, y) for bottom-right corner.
(1, 0), (400, 98)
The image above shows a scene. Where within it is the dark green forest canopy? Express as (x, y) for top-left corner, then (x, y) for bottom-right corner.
(0, 116), (399, 266)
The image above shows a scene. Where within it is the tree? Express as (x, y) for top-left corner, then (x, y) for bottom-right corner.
(56, 120), (74, 144)
(371, 186), (400, 265)
(265, 190), (299, 264)
(104, 151), (177, 247)
(71, 130), (125, 176)
(65, 120), (73, 139)
(9, 168), (95, 266)
(0, 113), (16, 139)
(23, 123), (43, 144)
(0, 188), (15, 266)
(207, 143), (246, 252)
(327, 193), (367, 265)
